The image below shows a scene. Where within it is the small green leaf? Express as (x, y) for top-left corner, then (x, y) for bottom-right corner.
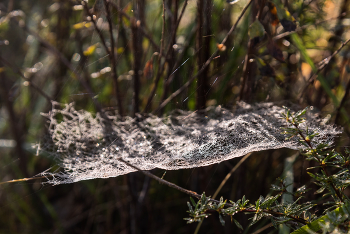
(219, 214), (225, 226)
(295, 107), (308, 118)
(190, 197), (196, 207)
(233, 218), (243, 230)
(187, 201), (194, 213)
(248, 19), (265, 40)
(296, 185), (307, 194)
(291, 202), (350, 234)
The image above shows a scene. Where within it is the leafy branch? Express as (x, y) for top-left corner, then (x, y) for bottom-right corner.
(185, 107), (350, 233)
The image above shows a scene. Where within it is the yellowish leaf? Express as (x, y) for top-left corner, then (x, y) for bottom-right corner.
(84, 22), (92, 28)
(73, 22), (92, 30)
(83, 44), (98, 56)
(73, 22), (86, 29)
(117, 47), (124, 54)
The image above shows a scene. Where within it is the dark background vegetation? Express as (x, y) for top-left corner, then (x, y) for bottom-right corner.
(0, 0), (350, 233)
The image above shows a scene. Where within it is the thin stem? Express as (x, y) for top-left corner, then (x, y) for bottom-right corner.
(131, 0), (142, 115)
(103, 0), (124, 116)
(84, 0), (124, 116)
(108, 0), (160, 52)
(142, 1), (166, 113)
(118, 157), (307, 226)
(117, 158), (200, 198)
(241, 209), (307, 225)
(212, 153), (252, 200)
(287, 117), (344, 202)
(160, 0), (166, 63)
(0, 176), (47, 186)
(195, 153), (251, 233)
(299, 38), (350, 99)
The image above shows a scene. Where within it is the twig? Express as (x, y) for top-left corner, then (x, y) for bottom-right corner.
(273, 14), (347, 41)
(83, 0), (124, 116)
(195, 0), (205, 110)
(242, 209), (307, 225)
(160, 0), (166, 67)
(117, 157), (307, 225)
(163, 0), (186, 60)
(299, 38), (350, 99)
(212, 153), (251, 200)
(82, 1), (109, 58)
(108, 0), (160, 52)
(152, 25), (197, 111)
(103, 0), (124, 116)
(117, 158), (200, 198)
(195, 153), (251, 233)
(144, 0), (190, 113)
(288, 118), (344, 202)
(175, 0), (189, 34)
(142, 1), (166, 113)
(130, 0), (143, 115)
(21, 25), (103, 113)
(251, 223), (273, 234)
(0, 176), (47, 186)
(158, 0), (181, 115)
(154, 0), (253, 114)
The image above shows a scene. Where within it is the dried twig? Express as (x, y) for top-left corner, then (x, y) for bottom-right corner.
(117, 157), (307, 225)
(104, 0), (124, 116)
(299, 38), (350, 98)
(83, 0), (124, 116)
(108, 0), (160, 52)
(142, 1), (166, 113)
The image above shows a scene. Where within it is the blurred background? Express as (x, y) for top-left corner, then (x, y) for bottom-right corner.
(0, 0), (349, 233)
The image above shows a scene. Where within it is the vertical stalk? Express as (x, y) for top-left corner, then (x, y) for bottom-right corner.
(195, 0), (205, 110)
(239, 0), (259, 102)
(143, 0), (166, 113)
(104, 0), (124, 116)
(195, 0), (211, 110)
(131, 0), (144, 116)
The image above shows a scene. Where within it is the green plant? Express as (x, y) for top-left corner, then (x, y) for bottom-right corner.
(185, 107), (350, 233)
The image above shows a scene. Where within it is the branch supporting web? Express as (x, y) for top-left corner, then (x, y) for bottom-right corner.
(40, 102), (341, 185)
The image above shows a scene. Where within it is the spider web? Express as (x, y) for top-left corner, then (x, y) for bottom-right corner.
(40, 102), (341, 185)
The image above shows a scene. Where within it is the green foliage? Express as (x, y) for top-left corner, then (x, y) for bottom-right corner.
(186, 107), (350, 233)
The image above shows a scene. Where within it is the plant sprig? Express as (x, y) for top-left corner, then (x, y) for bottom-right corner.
(185, 106), (350, 233)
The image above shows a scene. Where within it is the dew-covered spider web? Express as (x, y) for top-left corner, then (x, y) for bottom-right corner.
(40, 102), (341, 185)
